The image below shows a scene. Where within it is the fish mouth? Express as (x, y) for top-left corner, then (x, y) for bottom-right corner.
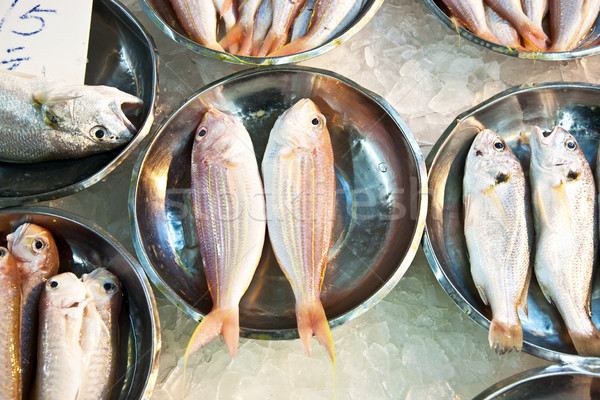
(110, 99), (142, 136)
(6, 223), (29, 254)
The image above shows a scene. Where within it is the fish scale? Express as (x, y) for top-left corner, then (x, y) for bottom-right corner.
(0, 248), (21, 400)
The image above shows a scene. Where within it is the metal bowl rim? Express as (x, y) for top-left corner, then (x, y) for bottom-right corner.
(137, 0), (383, 66)
(0, 205), (161, 399)
(129, 64), (428, 339)
(423, 0), (600, 61)
(0, 0), (159, 208)
(423, 81), (600, 366)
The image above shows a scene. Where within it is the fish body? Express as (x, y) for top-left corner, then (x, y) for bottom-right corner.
(522, 0), (548, 27)
(485, 5), (524, 48)
(79, 269), (122, 400)
(291, 0), (317, 41)
(549, 0), (600, 51)
(262, 99), (335, 360)
(220, 0), (262, 55)
(463, 129), (532, 354)
(0, 70), (142, 163)
(187, 108), (266, 359)
(252, 0), (273, 54)
(485, 0), (549, 49)
(32, 273), (88, 400)
(529, 126), (600, 356)
(441, 0), (500, 43)
(7, 223), (60, 399)
(0, 248), (21, 400)
(257, 0), (309, 56)
(169, 0), (225, 51)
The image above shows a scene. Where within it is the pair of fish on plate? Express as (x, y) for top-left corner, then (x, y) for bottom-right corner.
(0, 224), (121, 400)
(186, 99), (336, 364)
(464, 126), (600, 356)
(442, 0), (600, 52)
(170, 0), (364, 57)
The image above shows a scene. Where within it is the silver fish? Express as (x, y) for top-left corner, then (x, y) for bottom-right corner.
(485, 5), (523, 48)
(256, 0), (308, 56)
(530, 126), (600, 356)
(0, 247), (21, 400)
(549, 0), (600, 51)
(463, 129), (532, 354)
(169, 0), (225, 51)
(441, 0), (500, 44)
(522, 0), (547, 28)
(32, 273), (88, 400)
(0, 70), (142, 163)
(290, 0), (317, 42)
(485, 0), (549, 49)
(252, 0), (273, 54)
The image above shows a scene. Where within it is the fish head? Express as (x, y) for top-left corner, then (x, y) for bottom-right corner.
(0, 247), (17, 276)
(270, 98), (328, 151)
(6, 223), (59, 279)
(464, 129), (521, 191)
(530, 126), (587, 181)
(82, 268), (122, 312)
(44, 272), (87, 308)
(35, 84), (143, 154)
(192, 107), (255, 166)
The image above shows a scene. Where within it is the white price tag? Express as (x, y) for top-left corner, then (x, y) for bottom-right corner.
(0, 0), (94, 84)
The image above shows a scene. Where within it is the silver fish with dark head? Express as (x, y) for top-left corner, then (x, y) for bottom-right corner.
(0, 70), (142, 163)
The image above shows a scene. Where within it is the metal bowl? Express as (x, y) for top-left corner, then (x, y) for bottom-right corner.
(138, 0), (383, 65)
(424, 0), (600, 60)
(473, 364), (600, 399)
(0, 0), (158, 208)
(130, 65), (427, 339)
(0, 207), (160, 399)
(423, 82), (600, 365)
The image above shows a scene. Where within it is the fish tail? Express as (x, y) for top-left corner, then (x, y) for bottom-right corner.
(296, 300), (334, 362)
(184, 307), (239, 363)
(257, 32), (286, 57)
(218, 0), (233, 15)
(569, 329), (600, 357)
(488, 318), (523, 355)
(519, 20), (548, 51)
(222, 307), (240, 358)
(268, 38), (309, 57)
(220, 24), (243, 52)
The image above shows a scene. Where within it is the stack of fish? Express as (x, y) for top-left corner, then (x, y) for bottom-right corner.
(441, 0), (600, 52)
(463, 125), (600, 356)
(185, 99), (336, 367)
(0, 223), (122, 400)
(168, 0), (365, 57)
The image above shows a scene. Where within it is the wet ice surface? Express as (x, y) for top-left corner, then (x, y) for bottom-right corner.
(38, 0), (600, 397)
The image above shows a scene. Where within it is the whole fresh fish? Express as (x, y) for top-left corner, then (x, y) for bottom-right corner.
(252, 0), (273, 54)
(463, 129), (532, 354)
(440, 0), (500, 44)
(256, 0), (309, 56)
(262, 99), (335, 360)
(32, 272), (88, 400)
(7, 223), (60, 399)
(484, 0), (549, 49)
(0, 247), (21, 400)
(169, 0), (225, 52)
(549, 0), (600, 51)
(220, 0), (262, 55)
(0, 70), (142, 163)
(186, 108), (266, 359)
(270, 0), (363, 56)
(79, 268), (122, 400)
(529, 126), (600, 356)
(485, 5), (523, 48)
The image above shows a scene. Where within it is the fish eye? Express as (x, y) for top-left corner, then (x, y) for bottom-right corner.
(32, 239), (46, 253)
(565, 139), (577, 150)
(91, 126), (108, 142)
(103, 281), (117, 294)
(0, 248), (5, 257)
(310, 115), (324, 128)
(196, 127), (208, 140)
(48, 280), (59, 289)
(493, 139), (505, 151)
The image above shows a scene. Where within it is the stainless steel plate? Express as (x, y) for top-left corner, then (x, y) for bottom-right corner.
(0, 207), (160, 399)
(0, 0), (158, 207)
(424, 0), (600, 60)
(474, 364), (600, 400)
(138, 0), (383, 65)
(424, 82), (600, 365)
(130, 66), (427, 339)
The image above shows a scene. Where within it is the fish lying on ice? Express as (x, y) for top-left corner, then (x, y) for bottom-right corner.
(7, 223), (60, 399)
(0, 247), (21, 400)
(262, 99), (336, 360)
(0, 70), (142, 163)
(529, 125), (600, 356)
(186, 108), (266, 359)
(463, 129), (532, 354)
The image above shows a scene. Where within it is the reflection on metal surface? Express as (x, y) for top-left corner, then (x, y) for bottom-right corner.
(0, 207), (160, 400)
(0, 0), (158, 207)
(129, 65), (427, 339)
(138, 0), (383, 65)
(424, 82), (600, 366)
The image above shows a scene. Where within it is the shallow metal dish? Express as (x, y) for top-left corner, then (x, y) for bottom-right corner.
(130, 66), (427, 339)
(424, 82), (600, 365)
(139, 0), (383, 65)
(0, 207), (160, 399)
(0, 0), (158, 207)
(474, 364), (600, 399)
(424, 0), (600, 60)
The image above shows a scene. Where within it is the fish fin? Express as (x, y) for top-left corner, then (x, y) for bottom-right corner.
(258, 31), (288, 57)
(569, 329), (600, 357)
(518, 269), (531, 318)
(475, 284), (489, 306)
(184, 309), (224, 363)
(220, 23), (243, 52)
(216, 0), (233, 15)
(268, 37), (309, 57)
(32, 91), (81, 106)
(518, 20), (548, 51)
(221, 307), (240, 358)
(296, 300), (334, 362)
(80, 301), (106, 355)
(534, 188), (549, 227)
(488, 318), (523, 355)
